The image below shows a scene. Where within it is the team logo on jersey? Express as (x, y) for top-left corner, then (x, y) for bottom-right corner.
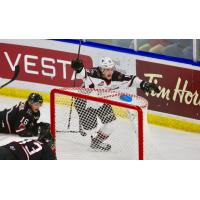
(27, 109), (32, 115)
(34, 116), (39, 120)
(98, 81), (104, 86)
(10, 146), (16, 151)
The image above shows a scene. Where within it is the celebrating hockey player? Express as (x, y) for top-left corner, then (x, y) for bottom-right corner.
(71, 57), (160, 152)
(0, 93), (45, 137)
(0, 123), (56, 160)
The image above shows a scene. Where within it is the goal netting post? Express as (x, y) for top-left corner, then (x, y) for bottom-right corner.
(50, 88), (151, 160)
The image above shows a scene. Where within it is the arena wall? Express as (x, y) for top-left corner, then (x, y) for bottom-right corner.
(0, 39), (199, 132)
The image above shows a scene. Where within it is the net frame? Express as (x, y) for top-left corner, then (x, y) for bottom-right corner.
(50, 88), (147, 160)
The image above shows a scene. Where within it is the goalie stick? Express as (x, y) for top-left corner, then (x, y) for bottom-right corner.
(0, 65), (20, 89)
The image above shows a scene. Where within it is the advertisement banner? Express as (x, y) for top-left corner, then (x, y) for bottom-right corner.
(0, 43), (93, 87)
(136, 60), (200, 120)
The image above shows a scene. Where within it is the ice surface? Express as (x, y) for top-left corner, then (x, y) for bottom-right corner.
(1, 95), (200, 160)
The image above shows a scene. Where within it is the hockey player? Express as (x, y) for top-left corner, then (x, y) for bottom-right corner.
(0, 123), (56, 160)
(71, 57), (160, 152)
(0, 93), (44, 137)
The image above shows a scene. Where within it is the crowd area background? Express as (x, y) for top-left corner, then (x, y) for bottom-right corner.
(89, 39), (198, 62)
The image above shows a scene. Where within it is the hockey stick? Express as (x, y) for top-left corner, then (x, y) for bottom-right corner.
(57, 129), (86, 136)
(59, 118), (87, 136)
(67, 40), (87, 137)
(57, 130), (80, 133)
(0, 65), (20, 89)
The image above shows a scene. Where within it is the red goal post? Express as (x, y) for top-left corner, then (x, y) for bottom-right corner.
(50, 88), (148, 160)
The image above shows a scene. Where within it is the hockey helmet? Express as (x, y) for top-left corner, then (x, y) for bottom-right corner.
(100, 57), (115, 69)
(28, 93), (43, 105)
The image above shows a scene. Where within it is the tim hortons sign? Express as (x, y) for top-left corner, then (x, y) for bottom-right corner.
(136, 60), (200, 120)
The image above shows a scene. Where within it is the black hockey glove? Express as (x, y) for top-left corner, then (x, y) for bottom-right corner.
(71, 58), (84, 73)
(37, 122), (50, 129)
(18, 122), (38, 137)
(18, 122), (50, 137)
(18, 129), (35, 137)
(37, 122), (51, 138)
(140, 81), (160, 93)
(37, 122), (55, 150)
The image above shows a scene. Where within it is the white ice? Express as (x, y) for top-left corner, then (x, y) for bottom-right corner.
(1, 95), (200, 160)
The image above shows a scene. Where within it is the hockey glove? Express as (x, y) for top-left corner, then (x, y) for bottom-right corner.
(37, 122), (51, 138)
(37, 122), (55, 150)
(17, 122), (37, 137)
(38, 122), (51, 140)
(140, 81), (160, 93)
(18, 122), (50, 137)
(18, 129), (35, 137)
(71, 58), (84, 73)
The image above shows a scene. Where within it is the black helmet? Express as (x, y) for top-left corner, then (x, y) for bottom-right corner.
(28, 93), (43, 105)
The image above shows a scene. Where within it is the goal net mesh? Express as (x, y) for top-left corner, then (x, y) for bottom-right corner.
(50, 88), (153, 160)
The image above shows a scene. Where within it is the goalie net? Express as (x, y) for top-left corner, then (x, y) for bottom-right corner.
(50, 87), (151, 160)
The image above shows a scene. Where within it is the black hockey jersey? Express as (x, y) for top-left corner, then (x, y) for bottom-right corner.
(0, 101), (40, 136)
(1, 139), (56, 160)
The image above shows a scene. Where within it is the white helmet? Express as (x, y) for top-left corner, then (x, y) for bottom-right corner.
(100, 57), (115, 69)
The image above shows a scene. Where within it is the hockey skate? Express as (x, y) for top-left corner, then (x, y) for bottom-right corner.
(90, 132), (111, 152)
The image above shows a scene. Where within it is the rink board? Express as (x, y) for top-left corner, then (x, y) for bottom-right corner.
(1, 87), (200, 133)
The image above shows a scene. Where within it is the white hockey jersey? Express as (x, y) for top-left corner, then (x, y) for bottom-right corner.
(72, 67), (143, 90)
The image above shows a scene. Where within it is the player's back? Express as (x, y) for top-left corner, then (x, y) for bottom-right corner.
(2, 139), (56, 160)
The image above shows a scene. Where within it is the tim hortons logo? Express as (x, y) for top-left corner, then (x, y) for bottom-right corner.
(3, 51), (71, 79)
(144, 73), (200, 106)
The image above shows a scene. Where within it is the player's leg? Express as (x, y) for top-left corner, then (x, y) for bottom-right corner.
(74, 98), (98, 130)
(90, 104), (116, 151)
(97, 103), (117, 124)
(90, 130), (111, 151)
(74, 100), (115, 152)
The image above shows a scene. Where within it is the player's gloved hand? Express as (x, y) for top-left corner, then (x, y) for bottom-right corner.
(140, 81), (160, 93)
(37, 123), (51, 139)
(18, 123), (50, 137)
(71, 58), (84, 73)
(36, 122), (51, 137)
(37, 122), (50, 129)
(18, 124), (37, 137)
(18, 129), (35, 137)
(37, 122), (55, 150)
